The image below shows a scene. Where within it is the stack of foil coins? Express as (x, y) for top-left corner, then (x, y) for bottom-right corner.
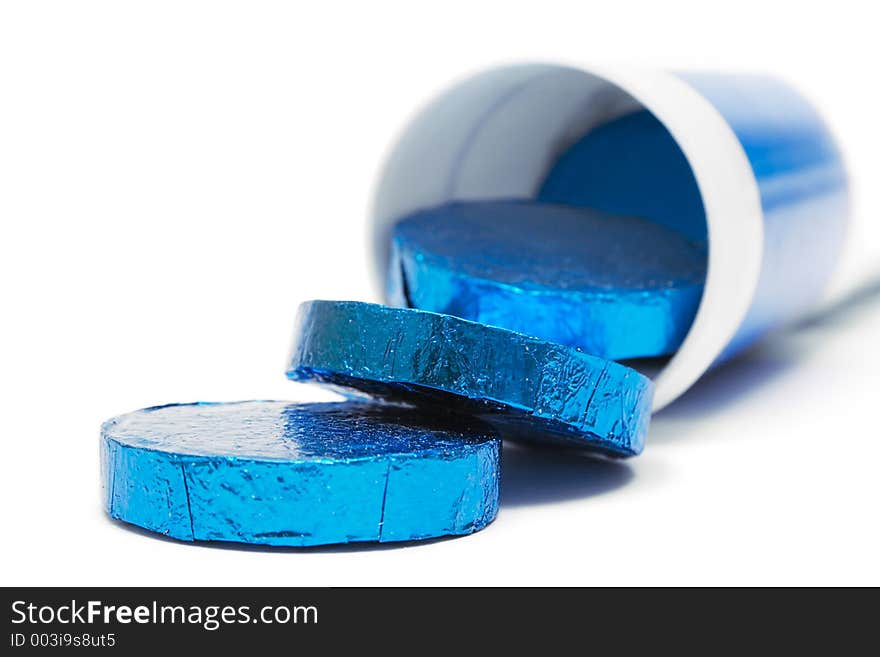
(101, 64), (850, 546)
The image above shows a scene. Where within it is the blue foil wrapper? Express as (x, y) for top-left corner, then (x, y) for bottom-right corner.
(388, 201), (706, 360)
(101, 401), (501, 546)
(538, 110), (708, 242)
(287, 301), (653, 457)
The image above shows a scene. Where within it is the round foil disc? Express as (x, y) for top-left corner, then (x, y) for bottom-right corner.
(388, 200), (707, 360)
(288, 301), (653, 457)
(102, 401), (500, 546)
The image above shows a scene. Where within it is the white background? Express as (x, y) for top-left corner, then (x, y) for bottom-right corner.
(2, 1), (878, 586)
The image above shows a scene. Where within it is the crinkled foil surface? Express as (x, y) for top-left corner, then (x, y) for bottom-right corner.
(388, 200), (706, 360)
(288, 301), (653, 457)
(101, 401), (500, 546)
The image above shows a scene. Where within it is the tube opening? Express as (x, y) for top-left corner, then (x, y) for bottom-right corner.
(372, 63), (765, 408)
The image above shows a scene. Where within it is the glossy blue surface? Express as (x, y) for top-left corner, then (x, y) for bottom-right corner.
(538, 110), (708, 242)
(389, 201), (706, 360)
(679, 73), (850, 359)
(102, 401), (501, 546)
(288, 301), (653, 457)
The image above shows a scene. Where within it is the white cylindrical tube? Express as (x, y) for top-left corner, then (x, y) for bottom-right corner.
(371, 63), (860, 410)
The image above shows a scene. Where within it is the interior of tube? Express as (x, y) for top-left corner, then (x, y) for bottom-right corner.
(373, 64), (710, 375)
(535, 109), (707, 243)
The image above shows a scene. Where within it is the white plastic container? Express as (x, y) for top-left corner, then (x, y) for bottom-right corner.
(371, 63), (857, 410)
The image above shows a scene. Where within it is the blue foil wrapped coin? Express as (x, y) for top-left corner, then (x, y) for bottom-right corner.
(287, 301), (653, 457)
(102, 401), (500, 546)
(388, 200), (707, 360)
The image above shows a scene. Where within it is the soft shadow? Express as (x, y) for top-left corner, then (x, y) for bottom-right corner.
(109, 517), (459, 553)
(654, 339), (801, 422)
(657, 275), (880, 424)
(501, 443), (634, 507)
(797, 275), (880, 331)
